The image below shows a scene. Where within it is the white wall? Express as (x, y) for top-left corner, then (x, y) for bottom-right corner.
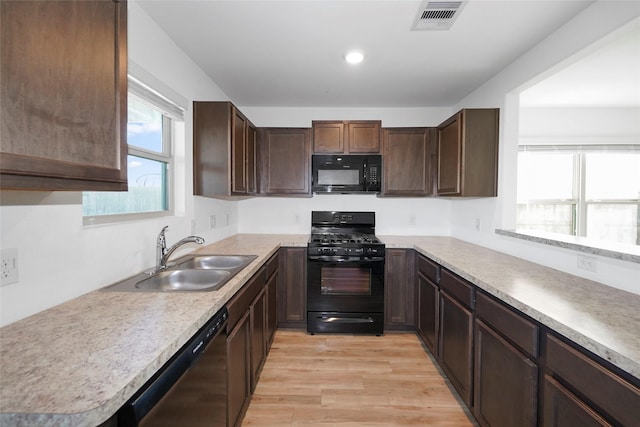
(238, 195), (451, 236)
(0, 1), (237, 326)
(448, 2), (640, 294)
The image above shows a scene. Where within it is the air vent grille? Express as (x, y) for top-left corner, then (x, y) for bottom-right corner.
(412, 1), (467, 31)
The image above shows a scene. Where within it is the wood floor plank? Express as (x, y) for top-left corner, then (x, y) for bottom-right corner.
(242, 331), (476, 426)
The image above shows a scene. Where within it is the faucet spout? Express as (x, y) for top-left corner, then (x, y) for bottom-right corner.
(156, 226), (205, 270)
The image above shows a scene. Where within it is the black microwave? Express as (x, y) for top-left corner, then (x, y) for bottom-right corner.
(312, 154), (382, 194)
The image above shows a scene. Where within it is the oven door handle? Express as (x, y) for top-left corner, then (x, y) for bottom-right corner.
(317, 315), (375, 324)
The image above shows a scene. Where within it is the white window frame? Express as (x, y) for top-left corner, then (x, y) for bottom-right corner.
(517, 145), (640, 245)
(83, 76), (184, 226)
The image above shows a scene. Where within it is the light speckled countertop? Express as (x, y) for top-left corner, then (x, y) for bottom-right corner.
(0, 234), (638, 426)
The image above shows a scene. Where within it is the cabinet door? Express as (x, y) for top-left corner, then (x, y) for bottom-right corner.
(1, 0), (127, 191)
(250, 287), (267, 393)
(437, 115), (462, 195)
(474, 319), (538, 427)
(439, 291), (473, 406)
(257, 128), (311, 195)
(227, 310), (251, 427)
(312, 121), (344, 153)
(265, 269), (278, 349)
(545, 333), (640, 427)
(247, 124), (257, 194)
(384, 249), (416, 329)
(417, 272), (439, 355)
(348, 121), (381, 153)
(231, 108), (248, 194)
(542, 375), (612, 427)
(382, 128), (432, 196)
(277, 247), (307, 328)
(437, 109), (499, 197)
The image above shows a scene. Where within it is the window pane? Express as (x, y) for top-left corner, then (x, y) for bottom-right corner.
(517, 203), (574, 235)
(586, 203), (639, 245)
(128, 96), (163, 153)
(83, 155), (167, 216)
(517, 152), (574, 201)
(585, 152), (640, 200)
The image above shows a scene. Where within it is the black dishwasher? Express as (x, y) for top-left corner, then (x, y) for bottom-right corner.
(118, 307), (228, 426)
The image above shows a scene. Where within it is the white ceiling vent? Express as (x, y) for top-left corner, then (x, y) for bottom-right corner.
(411, 1), (467, 31)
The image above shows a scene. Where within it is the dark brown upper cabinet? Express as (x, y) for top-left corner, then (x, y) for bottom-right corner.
(0, 0), (128, 191)
(257, 128), (311, 196)
(193, 101), (257, 198)
(312, 120), (381, 154)
(436, 109), (499, 197)
(382, 127), (434, 196)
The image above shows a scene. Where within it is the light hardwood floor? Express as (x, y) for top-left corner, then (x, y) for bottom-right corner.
(242, 331), (477, 426)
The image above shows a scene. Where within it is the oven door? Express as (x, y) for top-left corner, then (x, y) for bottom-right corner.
(307, 257), (384, 334)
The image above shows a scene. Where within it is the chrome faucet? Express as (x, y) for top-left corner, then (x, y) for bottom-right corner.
(156, 226), (205, 270)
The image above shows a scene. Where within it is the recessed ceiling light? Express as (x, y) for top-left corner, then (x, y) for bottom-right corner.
(345, 51), (364, 64)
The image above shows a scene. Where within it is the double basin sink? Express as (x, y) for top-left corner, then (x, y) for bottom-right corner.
(104, 254), (257, 292)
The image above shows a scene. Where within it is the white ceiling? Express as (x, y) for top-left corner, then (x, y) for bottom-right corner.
(137, 0), (607, 108)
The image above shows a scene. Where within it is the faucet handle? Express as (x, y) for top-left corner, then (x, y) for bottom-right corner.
(157, 226), (169, 250)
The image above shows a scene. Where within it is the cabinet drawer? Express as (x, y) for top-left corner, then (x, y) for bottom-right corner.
(227, 267), (266, 329)
(545, 333), (640, 426)
(266, 253), (278, 278)
(476, 291), (539, 358)
(417, 254), (439, 283)
(440, 269), (474, 309)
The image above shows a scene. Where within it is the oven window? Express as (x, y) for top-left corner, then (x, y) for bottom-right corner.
(318, 169), (360, 186)
(321, 267), (371, 295)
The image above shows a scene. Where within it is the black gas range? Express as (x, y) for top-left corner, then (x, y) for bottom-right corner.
(307, 211), (385, 335)
(308, 211), (385, 260)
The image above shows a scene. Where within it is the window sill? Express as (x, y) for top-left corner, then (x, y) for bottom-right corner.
(495, 229), (640, 263)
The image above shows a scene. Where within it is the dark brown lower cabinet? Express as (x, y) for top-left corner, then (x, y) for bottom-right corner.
(544, 333), (640, 427)
(543, 375), (612, 427)
(384, 249), (416, 330)
(225, 259), (276, 427)
(474, 319), (538, 427)
(439, 291), (474, 406)
(227, 310), (250, 427)
(413, 252), (640, 427)
(265, 265), (278, 348)
(250, 287), (267, 393)
(277, 247), (307, 328)
(416, 271), (438, 355)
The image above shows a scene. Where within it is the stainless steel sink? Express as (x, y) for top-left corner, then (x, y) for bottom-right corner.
(176, 255), (254, 269)
(103, 254), (257, 292)
(135, 269), (231, 291)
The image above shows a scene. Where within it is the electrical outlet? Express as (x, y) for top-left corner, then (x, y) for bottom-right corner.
(1, 248), (19, 286)
(209, 215), (216, 229)
(475, 218), (481, 231)
(225, 213), (230, 226)
(408, 214), (416, 226)
(577, 254), (597, 272)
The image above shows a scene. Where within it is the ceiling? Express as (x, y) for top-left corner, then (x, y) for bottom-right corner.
(137, 0), (602, 108)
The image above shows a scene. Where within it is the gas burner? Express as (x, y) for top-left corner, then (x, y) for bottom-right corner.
(308, 211), (385, 260)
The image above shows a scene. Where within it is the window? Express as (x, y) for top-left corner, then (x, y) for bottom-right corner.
(83, 77), (184, 223)
(517, 146), (640, 245)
